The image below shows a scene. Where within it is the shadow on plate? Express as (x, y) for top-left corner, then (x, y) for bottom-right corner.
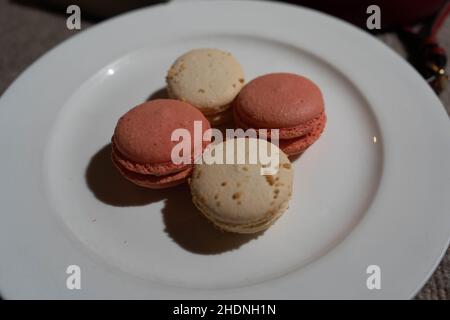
(85, 143), (261, 254)
(162, 184), (263, 255)
(146, 87), (168, 101)
(85, 144), (166, 206)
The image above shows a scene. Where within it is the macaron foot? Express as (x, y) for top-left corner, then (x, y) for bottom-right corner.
(112, 155), (193, 189)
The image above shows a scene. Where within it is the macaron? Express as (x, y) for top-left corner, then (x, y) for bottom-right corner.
(111, 99), (210, 189)
(233, 73), (326, 156)
(189, 138), (293, 234)
(166, 48), (245, 126)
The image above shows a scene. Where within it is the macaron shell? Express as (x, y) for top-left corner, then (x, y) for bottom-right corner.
(279, 112), (327, 156)
(113, 99), (210, 165)
(189, 138), (293, 232)
(166, 48), (245, 113)
(235, 73), (324, 128)
(112, 154), (193, 189)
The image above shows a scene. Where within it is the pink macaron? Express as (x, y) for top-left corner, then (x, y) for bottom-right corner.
(233, 73), (326, 156)
(112, 99), (210, 189)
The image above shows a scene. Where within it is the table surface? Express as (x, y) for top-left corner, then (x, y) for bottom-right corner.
(0, 0), (448, 300)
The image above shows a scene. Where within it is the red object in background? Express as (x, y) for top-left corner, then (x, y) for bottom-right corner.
(288, 0), (449, 93)
(288, 0), (447, 30)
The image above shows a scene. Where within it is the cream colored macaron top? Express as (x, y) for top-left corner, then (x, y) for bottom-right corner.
(189, 138), (293, 233)
(166, 48), (245, 115)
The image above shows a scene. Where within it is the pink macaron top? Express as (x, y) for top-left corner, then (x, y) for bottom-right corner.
(235, 73), (324, 128)
(113, 99), (210, 165)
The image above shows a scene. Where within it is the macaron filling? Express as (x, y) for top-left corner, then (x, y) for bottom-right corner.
(112, 138), (191, 176)
(234, 104), (325, 139)
(278, 113), (327, 156)
(112, 154), (193, 188)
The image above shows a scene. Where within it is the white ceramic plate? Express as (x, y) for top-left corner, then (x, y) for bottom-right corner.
(0, 1), (449, 299)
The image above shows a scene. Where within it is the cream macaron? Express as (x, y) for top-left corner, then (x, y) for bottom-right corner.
(166, 48), (245, 126)
(189, 138), (293, 234)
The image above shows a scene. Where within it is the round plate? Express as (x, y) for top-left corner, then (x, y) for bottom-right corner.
(0, 1), (449, 299)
